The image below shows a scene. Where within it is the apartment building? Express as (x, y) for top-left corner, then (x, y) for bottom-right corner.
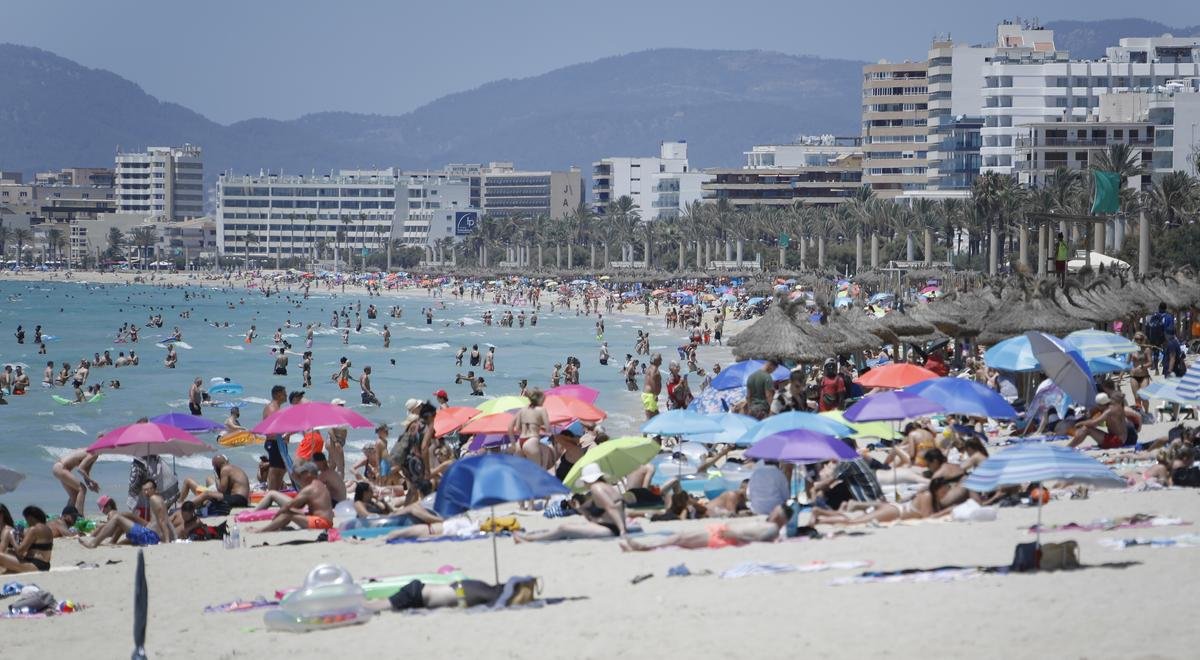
(592, 141), (712, 220)
(861, 61), (930, 197)
(982, 32), (1200, 175)
(925, 38), (994, 190)
(114, 145), (204, 220)
(703, 137), (863, 207)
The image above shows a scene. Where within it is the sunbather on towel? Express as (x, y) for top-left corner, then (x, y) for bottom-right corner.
(619, 509), (787, 551)
(810, 477), (956, 526)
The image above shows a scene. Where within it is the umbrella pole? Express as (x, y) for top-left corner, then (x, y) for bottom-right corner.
(1036, 496), (1043, 548)
(491, 504), (500, 585)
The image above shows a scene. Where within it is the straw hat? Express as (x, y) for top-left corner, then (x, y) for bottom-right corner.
(576, 463), (605, 488)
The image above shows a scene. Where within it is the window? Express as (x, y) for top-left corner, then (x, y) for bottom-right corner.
(1054, 97), (1068, 107)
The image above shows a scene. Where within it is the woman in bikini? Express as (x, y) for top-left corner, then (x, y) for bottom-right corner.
(1128, 332), (1152, 412)
(0, 506), (54, 574)
(514, 464), (629, 542)
(809, 477), (956, 526)
(510, 389), (552, 469)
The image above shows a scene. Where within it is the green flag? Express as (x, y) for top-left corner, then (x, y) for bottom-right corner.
(1091, 170), (1120, 215)
(779, 234), (790, 248)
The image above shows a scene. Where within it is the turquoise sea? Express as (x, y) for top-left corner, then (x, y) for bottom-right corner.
(0, 279), (669, 511)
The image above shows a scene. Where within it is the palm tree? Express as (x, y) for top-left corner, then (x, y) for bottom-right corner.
(243, 231), (260, 269)
(1147, 171), (1199, 228)
(603, 196), (640, 266)
(13, 228), (32, 267)
(0, 223), (10, 263)
(1091, 143), (1145, 252)
(129, 226), (158, 270)
(811, 207), (835, 269)
(846, 187), (874, 271)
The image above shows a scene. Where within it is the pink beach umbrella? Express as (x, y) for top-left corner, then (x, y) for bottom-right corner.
(545, 384), (600, 405)
(252, 402), (375, 435)
(87, 422), (214, 457)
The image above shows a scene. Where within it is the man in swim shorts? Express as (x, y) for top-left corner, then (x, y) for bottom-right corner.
(253, 463), (334, 532)
(82, 479), (175, 547)
(642, 353), (662, 420)
(262, 385), (288, 490)
(188, 377), (204, 415)
(182, 455), (252, 515)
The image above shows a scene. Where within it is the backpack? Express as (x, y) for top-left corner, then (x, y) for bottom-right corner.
(1145, 313), (1166, 345)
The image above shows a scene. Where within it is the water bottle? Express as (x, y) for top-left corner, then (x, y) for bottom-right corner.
(229, 522), (240, 550)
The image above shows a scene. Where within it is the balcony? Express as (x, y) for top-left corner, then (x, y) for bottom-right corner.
(1015, 137), (1154, 148)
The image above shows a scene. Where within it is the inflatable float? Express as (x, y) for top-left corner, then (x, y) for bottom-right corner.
(217, 430), (264, 447)
(209, 382), (245, 396)
(264, 565), (372, 632)
(276, 569), (467, 601)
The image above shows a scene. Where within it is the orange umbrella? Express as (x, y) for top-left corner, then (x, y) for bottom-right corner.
(544, 395), (606, 423)
(434, 406), (480, 437)
(459, 412), (516, 436)
(855, 363), (939, 389)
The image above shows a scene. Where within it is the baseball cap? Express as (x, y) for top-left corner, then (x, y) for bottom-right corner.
(434, 389), (448, 399)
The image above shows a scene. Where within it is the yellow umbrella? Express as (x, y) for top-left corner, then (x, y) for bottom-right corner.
(819, 410), (900, 440)
(475, 395), (530, 415)
(216, 430), (265, 447)
(561, 436), (660, 492)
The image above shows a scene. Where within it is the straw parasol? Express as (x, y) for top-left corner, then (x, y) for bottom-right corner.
(730, 295), (830, 363)
(977, 280), (1091, 345)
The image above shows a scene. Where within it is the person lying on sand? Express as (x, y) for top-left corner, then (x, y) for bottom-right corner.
(809, 477), (957, 526)
(620, 513), (787, 552)
(514, 464), (629, 542)
(252, 463), (334, 532)
(383, 576), (540, 611)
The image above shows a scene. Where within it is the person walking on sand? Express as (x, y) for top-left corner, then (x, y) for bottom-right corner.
(642, 353), (663, 420)
(1054, 232), (1068, 286)
(51, 449), (99, 514)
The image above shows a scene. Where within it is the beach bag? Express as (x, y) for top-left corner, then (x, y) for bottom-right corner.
(8, 589), (56, 614)
(1011, 542), (1039, 572)
(480, 516), (522, 533)
(1039, 541), (1080, 571)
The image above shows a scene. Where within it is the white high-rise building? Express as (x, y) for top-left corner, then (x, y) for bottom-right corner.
(592, 141), (712, 220)
(982, 28), (1200, 176)
(114, 145), (204, 220)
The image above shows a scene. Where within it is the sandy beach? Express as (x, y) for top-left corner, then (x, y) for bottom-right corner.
(2, 269), (1197, 659)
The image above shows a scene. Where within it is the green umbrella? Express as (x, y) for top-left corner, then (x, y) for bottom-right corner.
(561, 436), (661, 492)
(819, 410), (900, 440)
(475, 395), (530, 415)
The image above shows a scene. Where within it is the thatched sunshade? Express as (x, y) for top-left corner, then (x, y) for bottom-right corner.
(810, 309), (884, 355)
(730, 296), (831, 364)
(976, 280), (1091, 344)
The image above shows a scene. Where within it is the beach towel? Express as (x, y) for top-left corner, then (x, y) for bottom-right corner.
(1098, 534), (1200, 550)
(830, 567), (992, 586)
(720, 560), (872, 579)
(204, 597), (280, 614)
(386, 533), (491, 545)
(1029, 516), (1188, 534)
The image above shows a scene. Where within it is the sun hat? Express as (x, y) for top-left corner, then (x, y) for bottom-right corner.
(576, 463), (605, 488)
(1095, 393), (1111, 406)
(330, 398), (346, 406)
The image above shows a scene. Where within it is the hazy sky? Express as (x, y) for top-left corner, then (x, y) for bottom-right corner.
(2, 1), (1196, 124)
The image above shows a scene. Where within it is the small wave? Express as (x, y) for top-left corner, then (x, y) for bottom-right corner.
(36, 411), (54, 416)
(458, 317), (482, 326)
(224, 345), (245, 351)
(410, 342), (451, 351)
(240, 396), (270, 405)
(51, 423), (87, 435)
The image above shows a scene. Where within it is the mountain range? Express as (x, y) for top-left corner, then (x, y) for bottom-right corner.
(0, 18), (1197, 181)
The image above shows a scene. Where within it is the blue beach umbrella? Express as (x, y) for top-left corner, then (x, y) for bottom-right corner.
(687, 386), (746, 414)
(434, 454), (570, 583)
(689, 413), (758, 445)
(1178, 361), (1200, 401)
(1026, 331), (1095, 409)
(963, 443), (1125, 545)
(735, 412), (855, 446)
(1086, 356), (1130, 376)
(1138, 379), (1194, 406)
(1065, 329), (1138, 359)
(641, 410), (724, 436)
(984, 335), (1039, 372)
(906, 377), (1018, 419)
(709, 360), (790, 390)
(844, 390), (944, 423)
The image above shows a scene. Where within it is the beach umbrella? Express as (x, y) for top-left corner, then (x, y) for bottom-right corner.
(433, 454), (570, 582)
(0, 465), (25, 494)
(465, 433), (516, 452)
(687, 386), (745, 414)
(545, 384), (599, 404)
(962, 443), (1125, 546)
(1086, 356), (1130, 375)
(1065, 329), (1138, 359)
(844, 391), (944, 423)
(252, 402), (374, 435)
(475, 395), (530, 415)
(560, 436), (661, 493)
(1026, 331), (1095, 409)
(744, 430), (857, 463)
(688, 413), (758, 445)
(818, 410), (901, 440)
(89, 422), (214, 458)
(433, 406), (480, 438)
(1178, 361), (1200, 401)
(641, 410), (723, 436)
(905, 377), (1018, 420)
(735, 412), (855, 446)
(854, 363), (938, 389)
(543, 395), (606, 423)
(709, 360), (790, 390)
(1137, 379), (1196, 406)
(983, 334), (1040, 372)
(149, 413), (226, 434)
(459, 412), (516, 436)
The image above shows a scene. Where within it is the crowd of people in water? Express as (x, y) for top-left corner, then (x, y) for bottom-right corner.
(2, 271), (1197, 576)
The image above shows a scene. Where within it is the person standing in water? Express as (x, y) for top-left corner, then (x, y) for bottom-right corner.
(642, 353), (663, 420)
(188, 377), (204, 415)
(245, 325), (257, 344)
(359, 366), (381, 406)
(382, 324), (391, 348)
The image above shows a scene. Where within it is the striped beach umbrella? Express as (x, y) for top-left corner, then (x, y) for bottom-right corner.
(1065, 329), (1138, 359)
(1177, 362), (1200, 402)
